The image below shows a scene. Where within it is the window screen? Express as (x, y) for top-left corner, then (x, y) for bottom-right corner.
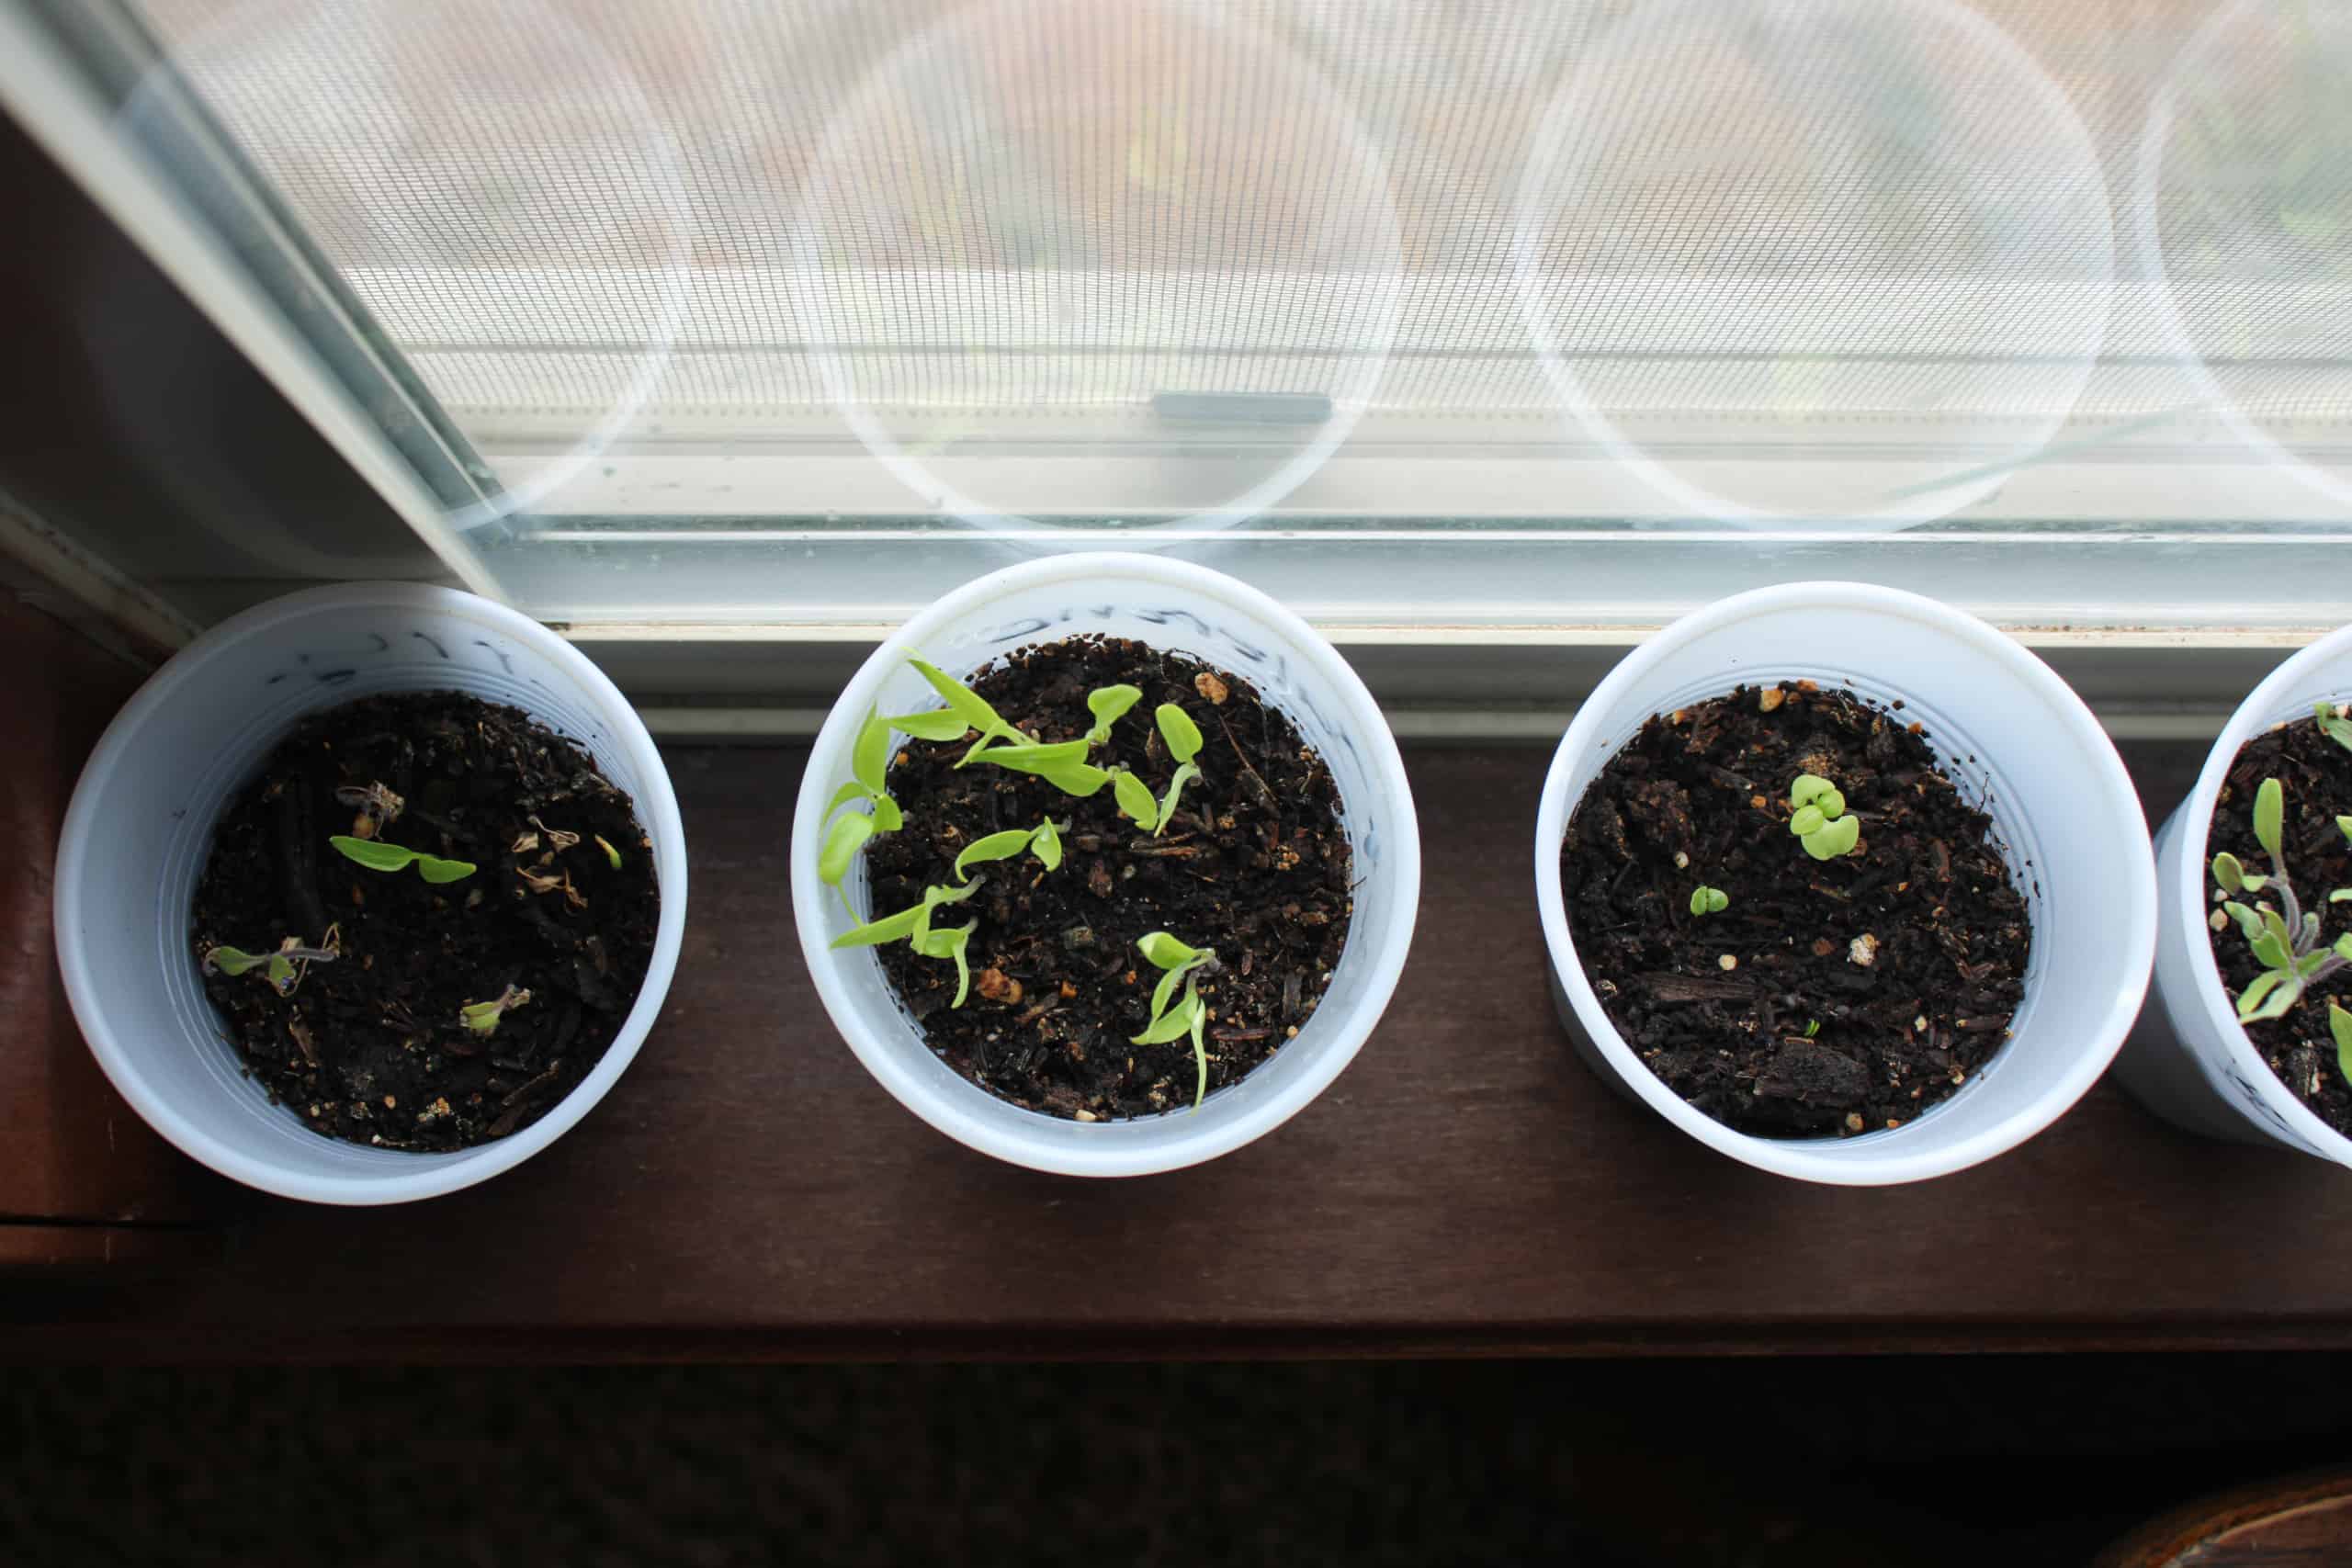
(80, 0), (2352, 628)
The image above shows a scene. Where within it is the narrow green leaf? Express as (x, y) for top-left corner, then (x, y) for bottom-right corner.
(2236, 968), (2292, 1021)
(2298, 946), (2338, 977)
(2255, 777), (2285, 859)
(888, 708), (972, 742)
(853, 708), (892, 793)
(819, 811), (874, 888)
(595, 834), (623, 871)
(831, 902), (926, 949)
(329, 835), (418, 873)
(1814, 787), (1847, 821)
(2331, 1004), (2352, 1089)
(1804, 815), (1861, 861)
(1132, 993), (1200, 1046)
(1039, 761), (1110, 798)
(2222, 901), (2267, 942)
(1152, 962), (1191, 1019)
(2212, 852), (2245, 894)
(954, 828), (1036, 881)
(2262, 906), (2294, 953)
(1113, 769), (1159, 829)
(910, 657), (1007, 734)
(1189, 1000), (1208, 1111)
(913, 920), (975, 1008)
(416, 854), (478, 885)
(822, 779), (872, 824)
(2338, 932), (2352, 962)
(2315, 701), (2352, 754)
(2331, 889), (2352, 904)
(1085, 684), (1143, 744)
(1136, 931), (1204, 971)
(2242, 970), (2302, 1022)
(969, 740), (1092, 775)
(2337, 815), (2352, 848)
(2249, 928), (2291, 972)
(1156, 703), (1204, 764)
(1155, 762), (1200, 838)
(1032, 818), (1063, 872)
(1789, 773), (1834, 808)
(204, 945), (269, 977)
(1789, 806), (1826, 838)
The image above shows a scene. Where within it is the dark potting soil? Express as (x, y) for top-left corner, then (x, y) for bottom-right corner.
(862, 636), (1352, 1121)
(189, 692), (659, 1151)
(2205, 711), (2352, 1135)
(1559, 682), (2032, 1138)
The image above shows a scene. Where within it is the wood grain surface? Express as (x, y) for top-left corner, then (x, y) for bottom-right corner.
(0, 596), (225, 1239)
(12, 728), (2352, 1358)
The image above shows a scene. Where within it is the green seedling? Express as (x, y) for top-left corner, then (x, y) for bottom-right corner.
(2317, 700), (2352, 757)
(831, 878), (988, 1007)
(1804, 1019), (1821, 1038)
(1133, 931), (1217, 1111)
(1112, 768), (1161, 831)
(459, 984), (531, 1036)
(910, 656), (1031, 764)
(964, 738), (1112, 798)
(595, 834), (623, 871)
(2212, 776), (2352, 1034)
(1150, 705), (1204, 837)
(1086, 684), (1143, 745)
(203, 927), (340, 998)
(953, 818), (1065, 882)
(1689, 886), (1730, 917)
(328, 835), (476, 884)
(1786, 773), (1860, 861)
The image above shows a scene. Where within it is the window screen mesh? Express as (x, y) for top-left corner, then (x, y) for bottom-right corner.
(119, 0), (2352, 534)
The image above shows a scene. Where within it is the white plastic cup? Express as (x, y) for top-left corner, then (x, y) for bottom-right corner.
(792, 553), (1419, 1176)
(1533, 582), (2155, 1185)
(2110, 626), (2352, 1161)
(53, 582), (687, 1205)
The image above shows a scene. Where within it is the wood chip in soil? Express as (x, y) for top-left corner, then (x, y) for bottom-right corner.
(189, 692), (659, 1151)
(1559, 682), (2031, 1138)
(861, 635), (1351, 1121)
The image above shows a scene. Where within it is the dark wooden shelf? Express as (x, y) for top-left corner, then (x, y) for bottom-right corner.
(15, 723), (2352, 1359)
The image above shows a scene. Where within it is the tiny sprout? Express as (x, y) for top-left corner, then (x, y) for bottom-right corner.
(2316, 700), (2352, 756)
(1785, 774), (1860, 862)
(1804, 1019), (1821, 1038)
(1150, 703), (1205, 838)
(953, 818), (1064, 881)
(1133, 931), (1217, 1111)
(1085, 684), (1143, 746)
(329, 836), (476, 884)
(2212, 775), (2352, 1023)
(459, 984), (531, 1036)
(204, 929), (339, 997)
(595, 834), (622, 871)
(1689, 886), (1729, 917)
(2335, 1002), (2352, 1089)
(831, 878), (989, 1007)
